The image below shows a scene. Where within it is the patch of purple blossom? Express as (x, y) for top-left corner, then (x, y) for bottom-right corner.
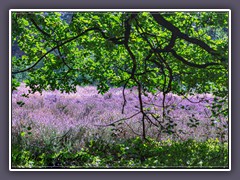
(12, 83), (228, 146)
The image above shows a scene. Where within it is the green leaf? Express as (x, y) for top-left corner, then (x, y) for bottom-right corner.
(22, 18), (29, 26)
(20, 132), (26, 137)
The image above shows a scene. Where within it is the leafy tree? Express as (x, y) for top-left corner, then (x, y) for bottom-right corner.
(11, 11), (229, 139)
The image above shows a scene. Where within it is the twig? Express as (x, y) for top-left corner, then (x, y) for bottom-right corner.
(93, 112), (141, 127)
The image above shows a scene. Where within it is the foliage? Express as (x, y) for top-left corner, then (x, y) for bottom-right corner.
(11, 11), (228, 93)
(12, 78), (20, 91)
(11, 11), (229, 169)
(12, 136), (228, 169)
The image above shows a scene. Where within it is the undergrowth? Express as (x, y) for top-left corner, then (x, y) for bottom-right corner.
(12, 136), (228, 169)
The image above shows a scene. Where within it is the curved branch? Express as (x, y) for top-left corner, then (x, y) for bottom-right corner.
(57, 46), (75, 70)
(124, 121), (142, 136)
(94, 112), (141, 127)
(29, 17), (52, 38)
(13, 14), (139, 75)
(12, 27), (124, 74)
(151, 13), (219, 55)
(163, 33), (177, 51)
(182, 95), (206, 104)
(171, 49), (220, 68)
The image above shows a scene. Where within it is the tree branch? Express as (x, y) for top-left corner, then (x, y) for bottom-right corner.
(56, 46), (75, 70)
(123, 13), (138, 79)
(151, 13), (219, 55)
(122, 79), (130, 114)
(12, 27), (123, 74)
(94, 112), (141, 127)
(170, 49), (220, 68)
(28, 17), (52, 38)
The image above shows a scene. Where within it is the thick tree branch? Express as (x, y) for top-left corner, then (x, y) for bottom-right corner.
(122, 79), (130, 114)
(163, 33), (177, 51)
(123, 13), (138, 79)
(151, 13), (219, 55)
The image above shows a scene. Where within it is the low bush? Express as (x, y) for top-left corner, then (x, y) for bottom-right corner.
(12, 137), (228, 169)
(11, 85), (228, 169)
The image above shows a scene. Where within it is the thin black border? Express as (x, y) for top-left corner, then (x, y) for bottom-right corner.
(9, 9), (230, 171)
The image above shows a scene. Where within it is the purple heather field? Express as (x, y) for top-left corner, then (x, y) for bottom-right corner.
(12, 84), (228, 144)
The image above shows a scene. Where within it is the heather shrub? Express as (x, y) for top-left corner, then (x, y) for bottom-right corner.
(11, 84), (228, 168)
(12, 84), (228, 141)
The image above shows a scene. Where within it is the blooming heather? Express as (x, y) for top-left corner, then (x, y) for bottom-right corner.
(12, 84), (228, 142)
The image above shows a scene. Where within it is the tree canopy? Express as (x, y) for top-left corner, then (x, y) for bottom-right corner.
(11, 11), (229, 139)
